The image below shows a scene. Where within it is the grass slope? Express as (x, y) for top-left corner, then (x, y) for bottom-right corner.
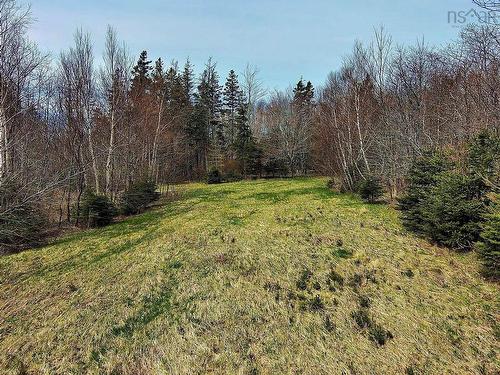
(0, 178), (498, 374)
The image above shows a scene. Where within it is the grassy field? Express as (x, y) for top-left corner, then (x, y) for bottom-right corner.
(0, 177), (498, 374)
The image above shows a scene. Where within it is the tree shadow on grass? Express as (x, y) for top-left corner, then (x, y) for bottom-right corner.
(111, 281), (174, 338)
(4, 202), (193, 283)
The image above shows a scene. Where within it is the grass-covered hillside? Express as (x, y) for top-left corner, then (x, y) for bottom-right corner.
(0, 178), (498, 374)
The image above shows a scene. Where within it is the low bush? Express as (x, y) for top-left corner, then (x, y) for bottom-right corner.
(358, 175), (384, 203)
(326, 268), (344, 291)
(359, 295), (371, 308)
(0, 181), (45, 251)
(308, 295), (324, 311)
(80, 190), (117, 227)
(207, 168), (222, 184)
(263, 158), (288, 177)
(224, 169), (242, 182)
(120, 180), (159, 215)
(324, 315), (336, 332)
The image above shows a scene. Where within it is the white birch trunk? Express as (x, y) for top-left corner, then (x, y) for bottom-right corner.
(105, 109), (115, 196)
(0, 106), (7, 181)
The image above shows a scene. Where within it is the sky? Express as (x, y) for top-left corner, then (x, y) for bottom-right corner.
(28, 0), (480, 91)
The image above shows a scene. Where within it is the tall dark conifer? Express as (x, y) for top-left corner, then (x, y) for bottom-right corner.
(197, 58), (223, 147)
(292, 78), (314, 173)
(151, 58), (166, 102)
(181, 59), (194, 107)
(130, 51), (152, 100)
(235, 102), (260, 176)
(223, 70), (243, 152)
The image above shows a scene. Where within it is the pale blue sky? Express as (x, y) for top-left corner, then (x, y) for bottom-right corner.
(29, 0), (478, 90)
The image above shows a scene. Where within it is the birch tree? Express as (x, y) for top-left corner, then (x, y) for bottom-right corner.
(0, 0), (43, 182)
(100, 25), (129, 196)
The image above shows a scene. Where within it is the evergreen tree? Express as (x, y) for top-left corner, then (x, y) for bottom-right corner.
(359, 175), (384, 203)
(151, 58), (166, 103)
(292, 78), (315, 173)
(197, 58), (223, 147)
(164, 63), (177, 102)
(469, 131), (500, 276)
(79, 190), (117, 228)
(399, 152), (452, 234)
(477, 193), (500, 279)
(130, 51), (152, 99)
(235, 103), (261, 176)
(164, 62), (185, 114)
(186, 102), (209, 166)
(181, 58), (194, 107)
(223, 69), (243, 152)
(468, 130), (500, 192)
(423, 172), (486, 249)
(399, 133), (499, 251)
(293, 79), (314, 110)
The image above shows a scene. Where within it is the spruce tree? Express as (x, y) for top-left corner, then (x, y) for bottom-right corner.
(181, 58), (194, 107)
(223, 70), (243, 152)
(292, 78), (314, 173)
(130, 51), (152, 99)
(197, 58), (223, 147)
(235, 103), (261, 176)
(164, 62), (186, 114)
(477, 193), (500, 279)
(293, 79), (314, 109)
(424, 172), (486, 249)
(151, 58), (166, 102)
(399, 151), (452, 234)
(359, 175), (384, 203)
(468, 130), (500, 193)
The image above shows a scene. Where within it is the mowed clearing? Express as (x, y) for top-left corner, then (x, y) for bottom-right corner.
(0, 178), (498, 374)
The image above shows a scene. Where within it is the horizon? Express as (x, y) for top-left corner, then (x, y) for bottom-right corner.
(29, 0), (479, 90)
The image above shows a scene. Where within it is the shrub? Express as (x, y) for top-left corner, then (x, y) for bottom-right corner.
(222, 159), (240, 180)
(326, 178), (336, 190)
(0, 181), (45, 251)
(207, 168), (222, 184)
(477, 194), (500, 279)
(80, 190), (117, 227)
(263, 158), (288, 177)
(399, 151), (452, 234)
(423, 172), (486, 249)
(120, 180), (159, 215)
(358, 175), (384, 203)
(224, 169), (242, 182)
(324, 315), (336, 332)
